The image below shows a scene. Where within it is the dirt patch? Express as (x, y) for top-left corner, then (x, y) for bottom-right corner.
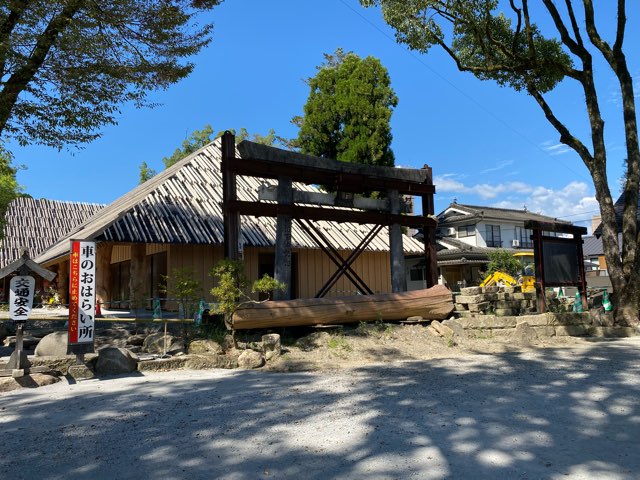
(262, 321), (593, 372)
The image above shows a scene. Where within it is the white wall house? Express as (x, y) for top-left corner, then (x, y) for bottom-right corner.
(433, 203), (571, 289)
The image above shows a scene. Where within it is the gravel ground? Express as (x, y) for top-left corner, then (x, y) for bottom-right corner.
(1, 337), (640, 480)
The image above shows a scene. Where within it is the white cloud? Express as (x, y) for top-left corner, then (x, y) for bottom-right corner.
(541, 140), (572, 156)
(480, 159), (514, 174)
(434, 176), (600, 231)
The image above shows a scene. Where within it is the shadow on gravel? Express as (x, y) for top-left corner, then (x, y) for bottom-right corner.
(1, 340), (639, 479)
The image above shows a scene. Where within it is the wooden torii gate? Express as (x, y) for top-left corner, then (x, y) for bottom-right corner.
(220, 131), (438, 299)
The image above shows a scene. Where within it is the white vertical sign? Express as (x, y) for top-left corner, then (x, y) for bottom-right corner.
(9, 276), (35, 321)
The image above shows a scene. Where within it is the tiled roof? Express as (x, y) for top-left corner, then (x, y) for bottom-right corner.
(593, 192), (640, 236)
(35, 140), (425, 264)
(1, 197), (105, 267)
(438, 202), (571, 226)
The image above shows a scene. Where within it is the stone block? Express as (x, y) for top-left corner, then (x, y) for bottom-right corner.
(501, 286), (516, 294)
(455, 294), (485, 305)
(533, 326), (556, 337)
(591, 327), (638, 338)
(442, 319), (467, 338)
(238, 350), (265, 369)
(513, 322), (539, 345)
(555, 325), (589, 337)
(262, 334), (282, 361)
(425, 325), (441, 337)
(484, 293), (498, 301)
(495, 308), (517, 317)
(496, 300), (520, 309)
(518, 314), (548, 327)
(497, 293), (511, 301)
(454, 303), (468, 312)
(468, 302), (490, 313)
(431, 320), (454, 338)
(483, 286), (499, 294)
(67, 364), (94, 380)
(513, 293), (526, 300)
(547, 312), (590, 326)
(460, 287), (482, 296)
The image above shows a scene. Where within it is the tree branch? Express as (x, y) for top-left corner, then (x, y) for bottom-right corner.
(0, 1), (32, 76)
(564, 0), (584, 48)
(0, 0), (86, 135)
(541, 0), (586, 59)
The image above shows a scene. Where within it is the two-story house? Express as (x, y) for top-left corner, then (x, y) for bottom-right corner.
(429, 202), (571, 288)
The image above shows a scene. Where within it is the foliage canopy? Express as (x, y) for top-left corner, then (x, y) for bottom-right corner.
(295, 49), (398, 168)
(0, 0), (222, 149)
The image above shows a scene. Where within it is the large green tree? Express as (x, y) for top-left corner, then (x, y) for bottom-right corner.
(0, 0), (221, 150)
(295, 49), (398, 168)
(362, 0), (640, 325)
(0, 144), (23, 238)
(139, 125), (281, 183)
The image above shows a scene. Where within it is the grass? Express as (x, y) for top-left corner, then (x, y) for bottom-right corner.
(328, 334), (352, 352)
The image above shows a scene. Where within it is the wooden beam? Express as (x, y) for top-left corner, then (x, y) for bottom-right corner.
(524, 220), (588, 235)
(228, 200), (436, 227)
(237, 140), (431, 184)
(258, 184), (401, 212)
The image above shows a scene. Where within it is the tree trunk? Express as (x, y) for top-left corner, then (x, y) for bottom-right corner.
(232, 285), (453, 330)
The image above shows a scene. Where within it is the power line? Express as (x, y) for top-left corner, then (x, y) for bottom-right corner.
(337, 0), (592, 183)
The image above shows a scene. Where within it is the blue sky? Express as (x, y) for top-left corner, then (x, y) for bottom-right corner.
(9, 1), (639, 232)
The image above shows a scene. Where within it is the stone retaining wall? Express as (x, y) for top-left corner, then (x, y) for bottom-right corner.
(454, 286), (537, 316)
(453, 312), (638, 338)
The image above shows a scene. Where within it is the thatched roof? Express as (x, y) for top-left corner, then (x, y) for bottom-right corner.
(1, 197), (105, 267)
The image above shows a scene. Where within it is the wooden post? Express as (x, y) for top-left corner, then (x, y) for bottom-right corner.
(221, 131), (240, 261)
(58, 260), (69, 306)
(575, 232), (589, 311)
(532, 228), (546, 313)
(389, 189), (406, 293)
(129, 243), (147, 313)
(96, 243), (113, 310)
(421, 165), (438, 288)
(274, 176), (293, 300)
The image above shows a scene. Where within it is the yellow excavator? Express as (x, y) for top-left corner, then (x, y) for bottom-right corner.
(480, 252), (536, 293)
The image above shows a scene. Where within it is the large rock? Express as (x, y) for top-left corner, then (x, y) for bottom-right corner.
(442, 319), (467, 338)
(3, 335), (41, 349)
(262, 334), (281, 361)
(95, 347), (138, 375)
(295, 332), (330, 351)
(188, 339), (223, 355)
(430, 320), (454, 338)
(34, 332), (69, 357)
(238, 350), (264, 369)
(143, 333), (184, 354)
(0, 374), (61, 393)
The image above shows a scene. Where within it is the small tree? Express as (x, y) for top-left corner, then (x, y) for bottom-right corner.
(209, 259), (285, 329)
(486, 250), (522, 277)
(161, 268), (202, 320)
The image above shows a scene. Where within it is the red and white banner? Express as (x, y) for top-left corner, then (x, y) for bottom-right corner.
(68, 240), (96, 345)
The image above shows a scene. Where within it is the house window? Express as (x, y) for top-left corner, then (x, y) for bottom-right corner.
(516, 227), (533, 248)
(410, 266), (425, 281)
(457, 225), (475, 237)
(486, 225), (502, 247)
